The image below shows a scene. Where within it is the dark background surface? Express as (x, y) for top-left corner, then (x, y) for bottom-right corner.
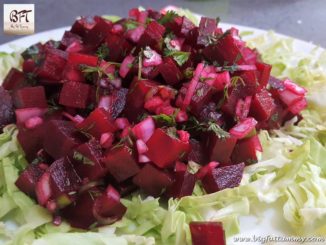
(1, 0), (325, 47)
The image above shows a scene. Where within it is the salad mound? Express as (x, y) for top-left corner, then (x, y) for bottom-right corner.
(0, 7), (315, 245)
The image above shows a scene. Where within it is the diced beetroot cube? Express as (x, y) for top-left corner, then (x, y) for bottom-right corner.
(146, 128), (190, 168)
(70, 16), (97, 38)
(2, 68), (26, 91)
(98, 88), (128, 119)
(174, 161), (187, 172)
(15, 163), (47, 198)
(70, 139), (107, 181)
(17, 124), (44, 161)
(22, 59), (37, 73)
(256, 62), (272, 88)
(60, 31), (82, 49)
(48, 157), (81, 206)
(138, 21), (166, 50)
(76, 108), (117, 139)
(158, 57), (183, 85)
(207, 134), (237, 164)
(124, 78), (158, 122)
(93, 185), (127, 224)
(103, 145), (140, 182)
(231, 136), (259, 164)
(105, 34), (132, 62)
(37, 48), (67, 81)
(15, 107), (47, 126)
(180, 17), (197, 41)
(202, 162), (245, 193)
(0, 86), (15, 129)
(229, 117), (257, 139)
(190, 82), (216, 117)
(187, 139), (208, 165)
(43, 120), (83, 159)
(249, 89), (276, 121)
(59, 81), (91, 109)
(133, 164), (172, 197)
(203, 34), (244, 65)
(62, 187), (100, 229)
(14, 86), (47, 109)
(190, 222), (226, 245)
(197, 17), (218, 46)
(83, 17), (112, 47)
(239, 70), (259, 96)
(166, 170), (196, 198)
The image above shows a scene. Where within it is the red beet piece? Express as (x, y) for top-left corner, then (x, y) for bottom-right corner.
(83, 16), (112, 47)
(2, 68), (26, 91)
(197, 17), (218, 46)
(0, 86), (15, 129)
(14, 86), (47, 109)
(190, 82), (216, 117)
(158, 57), (183, 85)
(138, 21), (165, 50)
(124, 78), (158, 122)
(76, 108), (117, 139)
(187, 139), (207, 165)
(15, 163), (47, 198)
(43, 120), (83, 159)
(203, 34), (244, 65)
(69, 139), (107, 181)
(17, 125), (44, 161)
(231, 136), (260, 164)
(206, 134), (237, 164)
(62, 187), (100, 229)
(60, 31), (82, 49)
(166, 170), (197, 198)
(190, 222), (226, 245)
(146, 128), (190, 168)
(59, 81), (91, 109)
(229, 117), (257, 139)
(202, 162), (245, 194)
(92, 185), (127, 225)
(103, 145), (140, 182)
(105, 34), (132, 62)
(47, 157), (81, 207)
(256, 62), (272, 88)
(36, 48), (67, 81)
(250, 89), (276, 121)
(133, 164), (172, 197)
(99, 88), (128, 119)
(70, 16), (96, 37)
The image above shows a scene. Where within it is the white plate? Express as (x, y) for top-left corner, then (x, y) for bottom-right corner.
(0, 16), (323, 245)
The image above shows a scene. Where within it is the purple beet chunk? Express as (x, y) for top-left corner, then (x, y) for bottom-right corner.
(62, 187), (100, 229)
(43, 120), (83, 159)
(133, 164), (172, 197)
(166, 170), (197, 198)
(0, 86), (15, 129)
(48, 157), (81, 200)
(202, 162), (245, 194)
(70, 139), (108, 181)
(190, 221), (226, 245)
(15, 163), (47, 198)
(17, 125), (44, 161)
(187, 139), (207, 165)
(103, 145), (140, 183)
(107, 88), (128, 119)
